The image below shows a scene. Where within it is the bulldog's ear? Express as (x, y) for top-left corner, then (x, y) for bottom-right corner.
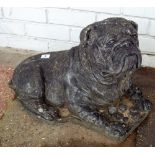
(129, 20), (138, 31)
(80, 26), (95, 46)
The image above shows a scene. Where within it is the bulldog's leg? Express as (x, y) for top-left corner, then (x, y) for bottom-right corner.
(20, 98), (60, 121)
(12, 65), (60, 121)
(67, 89), (128, 139)
(127, 85), (152, 112)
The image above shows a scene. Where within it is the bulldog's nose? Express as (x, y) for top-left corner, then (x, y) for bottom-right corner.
(123, 54), (138, 72)
(120, 40), (134, 48)
(113, 38), (136, 52)
(120, 36), (137, 47)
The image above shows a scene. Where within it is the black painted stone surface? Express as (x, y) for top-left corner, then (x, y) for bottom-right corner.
(10, 18), (152, 142)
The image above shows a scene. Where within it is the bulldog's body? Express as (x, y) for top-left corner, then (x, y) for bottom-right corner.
(10, 18), (152, 141)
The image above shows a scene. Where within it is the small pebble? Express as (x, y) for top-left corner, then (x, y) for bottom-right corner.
(112, 112), (125, 122)
(108, 106), (117, 114)
(131, 94), (140, 101)
(41, 137), (45, 140)
(135, 87), (142, 95)
(123, 117), (128, 122)
(130, 107), (138, 114)
(131, 112), (141, 120)
(118, 104), (127, 112)
(129, 107), (141, 119)
(142, 99), (152, 111)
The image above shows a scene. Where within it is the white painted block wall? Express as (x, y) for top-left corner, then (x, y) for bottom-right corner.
(0, 7), (155, 67)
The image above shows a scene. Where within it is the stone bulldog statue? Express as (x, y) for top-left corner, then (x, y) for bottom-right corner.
(10, 18), (152, 141)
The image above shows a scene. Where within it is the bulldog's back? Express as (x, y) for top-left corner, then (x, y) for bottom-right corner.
(10, 49), (71, 106)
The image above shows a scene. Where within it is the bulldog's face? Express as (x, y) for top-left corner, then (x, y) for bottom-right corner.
(80, 18), (142, 85)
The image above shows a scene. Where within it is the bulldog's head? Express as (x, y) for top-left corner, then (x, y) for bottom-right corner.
(79, 18), (142, 87)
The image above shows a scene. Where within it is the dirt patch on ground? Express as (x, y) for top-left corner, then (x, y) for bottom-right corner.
(0, 65), (14, 119)
(133, 68), (155, 146)
(0, 47), (154, 147)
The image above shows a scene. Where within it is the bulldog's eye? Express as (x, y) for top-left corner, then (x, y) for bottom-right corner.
(101, 72), (110, 77)
(107, 39), (115, 46)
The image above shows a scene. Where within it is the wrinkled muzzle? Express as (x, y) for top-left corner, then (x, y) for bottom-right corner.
(112, 39), (142, 75)
(122, 54), (138, 72)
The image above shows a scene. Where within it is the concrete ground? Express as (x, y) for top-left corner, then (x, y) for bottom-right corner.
(0, 47), (154, 147)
